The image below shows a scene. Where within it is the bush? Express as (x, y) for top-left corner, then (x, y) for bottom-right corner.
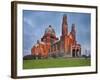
(82, 55), (88, 59)
(23, 55), (35, 60)
(51, 53), (57, 58)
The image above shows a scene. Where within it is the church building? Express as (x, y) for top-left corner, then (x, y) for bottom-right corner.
(31, 15), (81, 58)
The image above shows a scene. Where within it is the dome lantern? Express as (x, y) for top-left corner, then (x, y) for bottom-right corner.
(45, 25), (56, 36)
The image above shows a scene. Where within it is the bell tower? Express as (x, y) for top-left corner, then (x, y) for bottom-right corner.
(60, 15), (69, 56)
(62, 15), (68, 36)
(71, 24), (76, 42)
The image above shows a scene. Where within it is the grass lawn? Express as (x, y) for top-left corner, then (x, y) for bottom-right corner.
(23, 58), (91, 69)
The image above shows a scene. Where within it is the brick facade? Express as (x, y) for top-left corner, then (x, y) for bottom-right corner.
(31, 15), (81, 58)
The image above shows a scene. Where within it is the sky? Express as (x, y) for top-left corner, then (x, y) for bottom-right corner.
(23, 10), (91, 56)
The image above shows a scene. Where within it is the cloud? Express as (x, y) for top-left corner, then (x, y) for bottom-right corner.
(23, 17), (34, 28)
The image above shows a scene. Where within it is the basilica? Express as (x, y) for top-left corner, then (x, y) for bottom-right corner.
(31, 15), (81, 58)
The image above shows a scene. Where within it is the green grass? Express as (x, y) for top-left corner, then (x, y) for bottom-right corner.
(23, 58), (91, 69)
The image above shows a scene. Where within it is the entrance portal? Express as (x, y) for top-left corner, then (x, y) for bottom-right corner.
(72, 49), (75, 57)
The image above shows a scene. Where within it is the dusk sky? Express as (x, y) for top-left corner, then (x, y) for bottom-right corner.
(23, 10), (91, 56)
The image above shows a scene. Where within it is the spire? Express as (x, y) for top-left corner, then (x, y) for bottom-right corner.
(62, 14), (67, 25)
(71, 24), (76, 33)
(62, 14), (68, 36)
(71, 24), (76, 41)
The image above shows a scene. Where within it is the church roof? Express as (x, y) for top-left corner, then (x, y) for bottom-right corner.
(45, 25), (55, 35)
